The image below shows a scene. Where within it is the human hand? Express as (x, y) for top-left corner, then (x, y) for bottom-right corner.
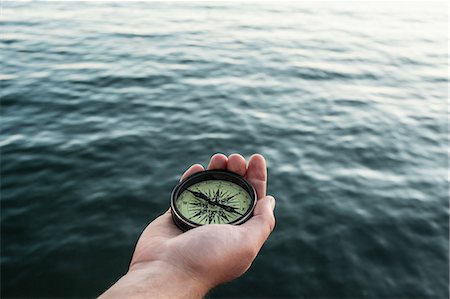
(100, 154), (276, 299)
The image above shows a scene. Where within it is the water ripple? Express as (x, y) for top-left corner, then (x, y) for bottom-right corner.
(1, 2), (447, 299)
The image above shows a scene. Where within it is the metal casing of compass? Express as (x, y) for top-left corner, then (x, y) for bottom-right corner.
(170, 170), (257, 231)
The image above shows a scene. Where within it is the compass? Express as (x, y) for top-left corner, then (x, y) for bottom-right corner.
(170, 170), (257, 231)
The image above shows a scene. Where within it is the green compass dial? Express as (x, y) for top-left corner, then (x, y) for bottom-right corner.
(170, 170), (257, 231)
(176, 180), (251, 225)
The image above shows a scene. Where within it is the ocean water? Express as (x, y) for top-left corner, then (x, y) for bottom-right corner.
(1, 2), (448, 298)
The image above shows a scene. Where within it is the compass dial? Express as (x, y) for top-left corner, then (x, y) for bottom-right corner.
(170, 170), (257, 231)
(176, 180), (251, 225)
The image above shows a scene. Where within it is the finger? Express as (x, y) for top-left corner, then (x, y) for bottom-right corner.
(227, 153), (247, 176)
(246, 154), (267, 199)
(180, 164), (205, 182)
(241, 195), (276, 247)
(207, 153), (228, 170)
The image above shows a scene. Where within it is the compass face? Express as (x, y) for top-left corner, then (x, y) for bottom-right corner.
(176, 180), (251, 225)
(170, 170), (257, 231)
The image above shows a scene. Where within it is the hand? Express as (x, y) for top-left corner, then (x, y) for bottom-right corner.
(99, 154), (276, 299)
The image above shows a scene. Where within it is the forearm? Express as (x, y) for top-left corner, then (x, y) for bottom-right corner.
(99, 261), (210, 299)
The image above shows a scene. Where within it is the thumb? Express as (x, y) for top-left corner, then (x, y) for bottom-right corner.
(241, 195), (276, 247)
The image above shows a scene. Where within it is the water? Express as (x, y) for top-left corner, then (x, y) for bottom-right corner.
(1, 2), (448, 298)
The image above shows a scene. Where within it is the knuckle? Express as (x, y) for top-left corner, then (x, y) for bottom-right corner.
(267, 213), (276, 232)
(262, 212), (275, 235)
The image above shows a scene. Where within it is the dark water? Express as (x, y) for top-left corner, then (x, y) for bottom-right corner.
(1, 2), (448, 298)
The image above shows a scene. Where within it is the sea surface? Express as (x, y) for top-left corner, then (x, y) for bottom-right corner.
(1, 2), (448, 298)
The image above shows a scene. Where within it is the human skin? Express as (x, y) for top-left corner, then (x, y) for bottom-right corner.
(99, 153), (276, 299)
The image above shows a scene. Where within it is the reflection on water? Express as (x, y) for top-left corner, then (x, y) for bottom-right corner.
(1, 2), (448, 298)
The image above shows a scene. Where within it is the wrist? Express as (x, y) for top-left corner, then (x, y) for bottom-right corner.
(99, 261), (210, 299)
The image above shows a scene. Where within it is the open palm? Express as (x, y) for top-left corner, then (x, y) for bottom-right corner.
(129, 154), (276, 289)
